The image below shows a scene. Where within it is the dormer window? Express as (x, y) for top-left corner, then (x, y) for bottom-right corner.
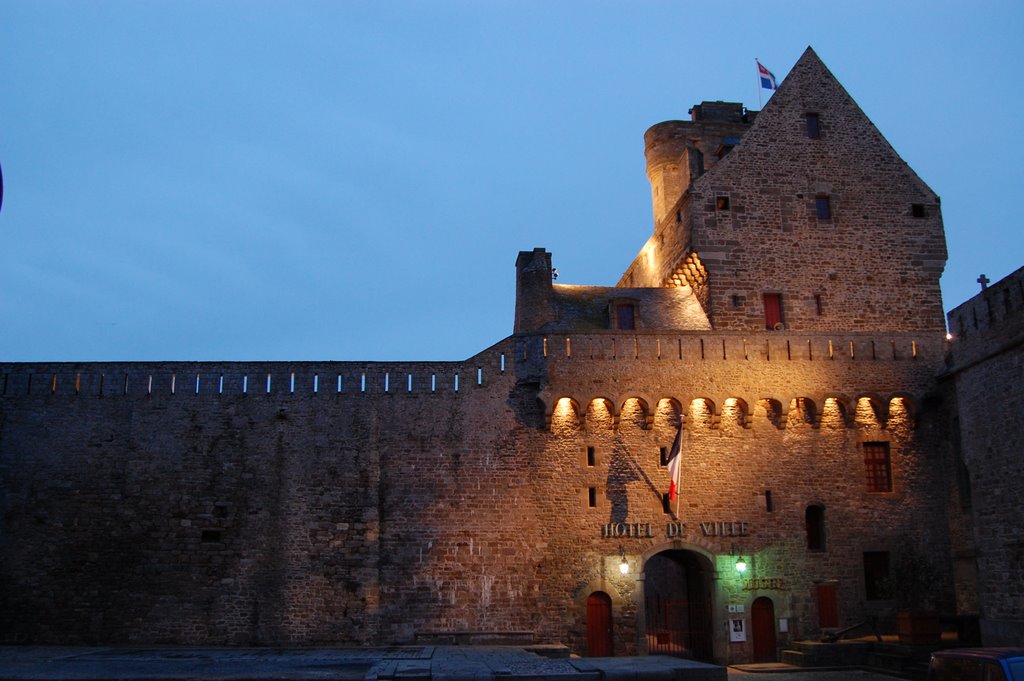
(613, 302), (636, 330)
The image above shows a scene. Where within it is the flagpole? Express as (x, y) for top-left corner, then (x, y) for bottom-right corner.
(755, 58), (763, 110)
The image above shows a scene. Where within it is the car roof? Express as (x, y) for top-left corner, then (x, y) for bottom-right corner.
(932, 649), (1024, 661)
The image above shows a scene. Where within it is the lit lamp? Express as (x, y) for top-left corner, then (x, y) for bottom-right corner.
(619, 547), (629, 575)
(735, 556), (748, 573)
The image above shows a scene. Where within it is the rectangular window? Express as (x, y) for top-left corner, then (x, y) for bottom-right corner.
(716, 195), (730, 210)
(765, 490), (774, 512)
(660, 446), (668, 466)
(911, 203), (926, 218)
(863, 551), (891, 600)
(662, 493), (671, 514)
(815, 294), (824, 316)
(806, 113), (820, 139)
(764, 293), (783, 330)
(586, 446), (596, 467)
(816, 194), (832, 220)
(864, 442), (893, 492)
(615, 303), (636, 330)
(588, 487), (597, 508)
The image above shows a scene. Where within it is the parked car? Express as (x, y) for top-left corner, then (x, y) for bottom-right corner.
(929, 648), (1024, 681)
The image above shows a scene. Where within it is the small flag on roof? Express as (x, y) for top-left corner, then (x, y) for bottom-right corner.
(757, 60), (777, 90)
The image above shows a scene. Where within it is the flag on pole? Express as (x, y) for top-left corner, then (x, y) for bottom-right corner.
(757, 60), (777, 90)
(666, 417), (683, 502)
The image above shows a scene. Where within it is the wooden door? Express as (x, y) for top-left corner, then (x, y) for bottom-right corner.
(816, 584), (838, 628)
(751, 596), (777, 662)
(763, 293), (783, 330)
(586, 591), (613, 656)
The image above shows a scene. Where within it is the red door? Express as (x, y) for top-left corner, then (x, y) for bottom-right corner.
(763, 293), (783, 330)
(816, 584), (838, 628)
(751, 596), (777, 662)
(586, 591), (613, 656)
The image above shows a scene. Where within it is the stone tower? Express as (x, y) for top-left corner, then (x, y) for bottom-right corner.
(622, 47), (947, 334)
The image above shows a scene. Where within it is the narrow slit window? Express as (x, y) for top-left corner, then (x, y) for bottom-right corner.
(587, 487), (597, 508)
(816, 194), (832, 220)
(806, 113), (820, 139)
(586, 446), (596, 467)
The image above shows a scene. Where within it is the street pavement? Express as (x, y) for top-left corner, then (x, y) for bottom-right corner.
(0, 646), (907, 681)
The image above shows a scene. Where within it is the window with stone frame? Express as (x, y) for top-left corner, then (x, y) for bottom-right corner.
(863, 442), (893, 493)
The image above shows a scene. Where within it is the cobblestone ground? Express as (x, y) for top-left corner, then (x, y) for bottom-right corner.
(729, 670), (904, 681)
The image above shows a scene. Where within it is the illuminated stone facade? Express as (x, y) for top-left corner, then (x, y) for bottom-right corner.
(0, 48), (1006, 660)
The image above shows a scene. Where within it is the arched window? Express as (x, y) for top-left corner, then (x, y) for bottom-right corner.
(806, 505), (826, 551)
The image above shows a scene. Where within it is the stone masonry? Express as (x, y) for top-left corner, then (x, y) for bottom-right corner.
(2, 47), (1012, 661)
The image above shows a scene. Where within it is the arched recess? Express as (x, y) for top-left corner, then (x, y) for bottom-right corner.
(686, 398), (717, 431)
(887, 395), (918, 430)
(654, 398), (683, 430)
(721, 398), (750, 432)
(786, 397), (818, 428)
(585, 397), (617, 431)
(550, 397), (582, 434)
(619, 397), (650, 431)
(639, 543), (716, 661)
(755, 398), (784, 429)
(819, 396), (851, 429)
(854, 395), (886, 429)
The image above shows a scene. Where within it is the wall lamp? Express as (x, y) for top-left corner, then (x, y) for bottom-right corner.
(619, 546), (629, 575)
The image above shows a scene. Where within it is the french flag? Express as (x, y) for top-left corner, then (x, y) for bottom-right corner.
(666, 417), (683, 502)
(757, 60), (777, 90)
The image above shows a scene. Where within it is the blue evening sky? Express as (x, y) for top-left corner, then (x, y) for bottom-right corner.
(2, 2), (1021, 362)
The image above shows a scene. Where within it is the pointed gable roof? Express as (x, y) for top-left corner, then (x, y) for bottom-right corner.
(703, 46), (938, 201)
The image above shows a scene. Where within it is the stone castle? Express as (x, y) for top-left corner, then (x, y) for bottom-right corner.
(2, 47), (1021, 661)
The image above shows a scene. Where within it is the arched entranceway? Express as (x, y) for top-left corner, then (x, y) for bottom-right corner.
(586, 591), (613, 656)
(642, 549), (714, 661)
(751, 596), (777, 662)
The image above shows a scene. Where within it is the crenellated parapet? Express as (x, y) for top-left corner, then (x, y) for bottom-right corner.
(0, 343), (515, 400)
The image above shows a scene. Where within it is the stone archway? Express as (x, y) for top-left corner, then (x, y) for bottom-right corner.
(642, 548), (715, 661)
